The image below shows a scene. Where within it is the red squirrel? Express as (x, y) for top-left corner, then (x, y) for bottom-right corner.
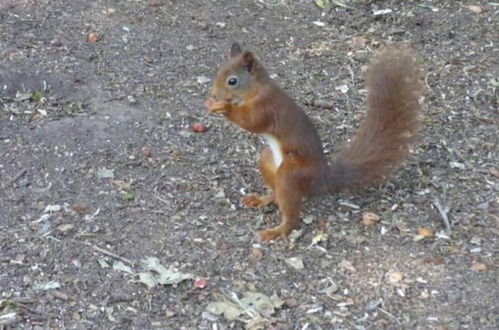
(204, 43), (422, 241)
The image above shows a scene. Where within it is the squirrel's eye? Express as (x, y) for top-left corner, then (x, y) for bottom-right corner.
(227, 76), (239, 87)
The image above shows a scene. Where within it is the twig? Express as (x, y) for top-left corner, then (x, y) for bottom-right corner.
(75, 240), (136, 267)
(433, 198), (452, 234)
(7, 169), (27, 186)
(378, 307), (401, 325)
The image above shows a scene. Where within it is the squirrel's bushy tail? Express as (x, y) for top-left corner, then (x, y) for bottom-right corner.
(327, 47), (423, 191)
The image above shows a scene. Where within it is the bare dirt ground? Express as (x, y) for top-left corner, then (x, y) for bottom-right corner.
(1, 0), (498, 329)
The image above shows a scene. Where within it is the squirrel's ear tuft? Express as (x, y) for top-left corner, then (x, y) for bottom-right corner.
(230, 42), (242, 58)
(241, 51), (255, 73)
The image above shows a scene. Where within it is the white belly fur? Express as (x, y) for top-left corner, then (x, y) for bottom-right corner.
(262, 134), (283, 168)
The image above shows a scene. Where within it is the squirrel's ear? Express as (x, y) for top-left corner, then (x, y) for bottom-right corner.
(230, 42), (242, 58)
(241, 51), (255, 73)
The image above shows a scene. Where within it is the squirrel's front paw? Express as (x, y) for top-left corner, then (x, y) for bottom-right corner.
(204, 98), (230, 114)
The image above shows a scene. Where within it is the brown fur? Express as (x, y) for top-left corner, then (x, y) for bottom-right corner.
(205, 44), (422, 241)
(325, 47), (422, 191)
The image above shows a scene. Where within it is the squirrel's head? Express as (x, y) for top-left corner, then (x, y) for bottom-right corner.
(209, 42), (267, 106)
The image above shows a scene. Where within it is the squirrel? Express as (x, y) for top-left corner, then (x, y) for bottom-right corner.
(204, 42), (422, 242)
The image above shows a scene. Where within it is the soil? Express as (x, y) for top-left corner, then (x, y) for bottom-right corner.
(0, 0), (497, 329)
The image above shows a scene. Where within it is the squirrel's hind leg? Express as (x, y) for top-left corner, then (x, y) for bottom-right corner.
(242, 148), (276, 208)
(258, 157), (313, 241)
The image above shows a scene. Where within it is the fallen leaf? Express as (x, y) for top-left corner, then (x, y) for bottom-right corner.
(340, 259), (356, 272)
(351, 36), (367, 49)
(413, 235), (425, 242)
(395, 221), (411, 232)
(310, 231), (328, 246)
(0, 311), (18, 326)
(112, 180), (132, 191)
(489, 167), (499, 178)
(33, 281), (61, 291)
(332, 1), (355, 10)
(105, 307), (118, 323)
(96, 168), (114, 179)
(373, 9), (392, 16)
(15, 93), (32, 101)
(302, 215), (314, 225)
(206, 292), (283, 322)
(314, 0), (325, 9)
(288, 229), (303, 242)
(321, 283), (339, 299)
(386, 271), (404, 284)
(30, 91), (43, 102)
(414, 228), (433, 241)
(98, 257), (110, 268)
(56, 224), (74, 233)
(419, 228), (433, 237)
(242, 292), (284, 318)
(470, 262), (487, 272)
(285, 256), (304, 270)
(284, 297), (298, 307)
(196, 76), (210, 84)
(44, 204), (62, 213)
(140, 257), (194, 286)
(450, 161), (465, 169)
(113, 261), (135, 275)
(467, 5), (483, 14)
(121, 191), (136, 201)
(312, 21), (326, 27)
(361, 212), (380, 227)
(136, 272), (157, 289)
(104, 8), (115, 15)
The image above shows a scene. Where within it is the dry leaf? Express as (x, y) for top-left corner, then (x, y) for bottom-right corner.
(112, 180), (132, 191)
(314, 0), (326, 9)
(351, 36), (367, 49)
(489, 167), (499, 178)
(206, 292), (284, 322)
(470, 262), (487, 272)
(104, 8), (115, 15)
(96, 168), (114, 179)
(467, 5), (483, 14)
(417, 228), (433, 237)
(285, 256), (304, 270)
(386, 271), (404, 284)
(56, 224), (74, 233)
(340, 259), (356, 272)
(414, 227), (433, 241)
(310, 231), (328, 246)
(395, 222), (411, 232)
(361, 212), (380, 227)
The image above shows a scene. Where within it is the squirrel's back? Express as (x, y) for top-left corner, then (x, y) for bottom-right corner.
(326, 47), (423, 191)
